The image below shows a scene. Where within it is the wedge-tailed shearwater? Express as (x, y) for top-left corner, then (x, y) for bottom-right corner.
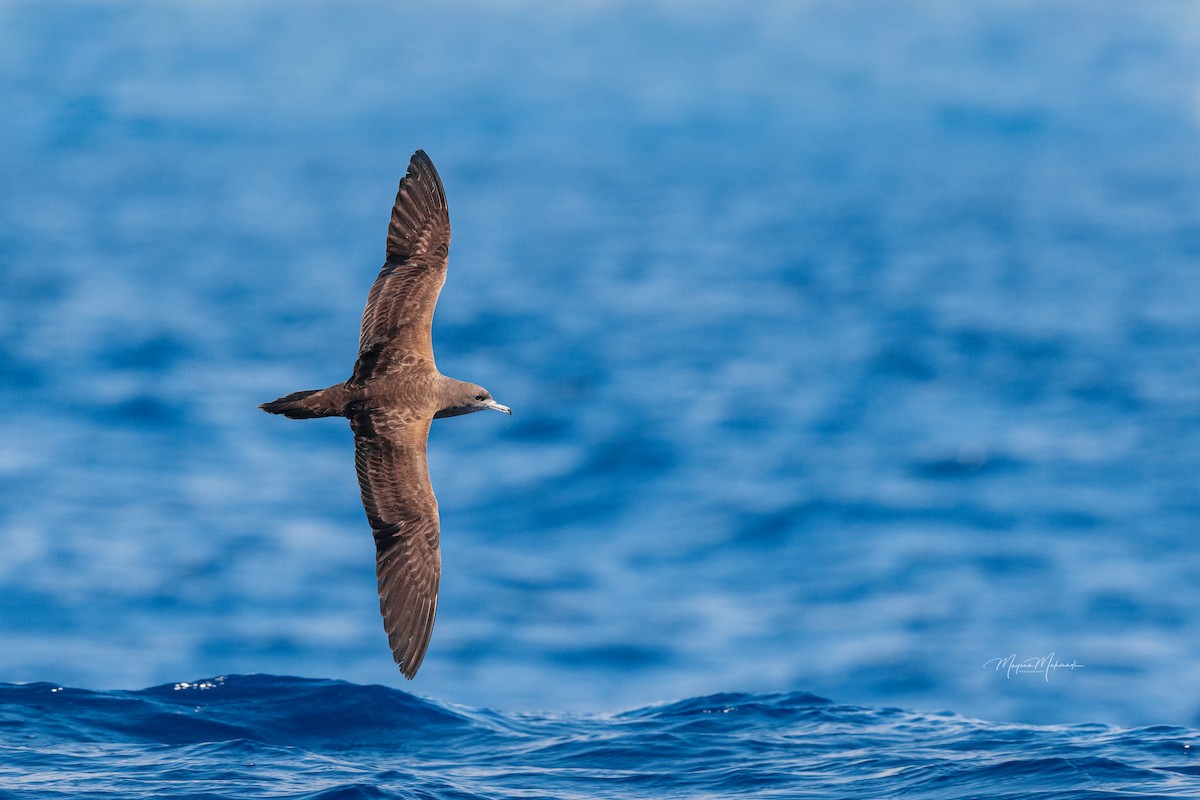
(260, 150), (511, 678)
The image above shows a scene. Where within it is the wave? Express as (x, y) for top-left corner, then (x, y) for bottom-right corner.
(2, 675), (1197, 799)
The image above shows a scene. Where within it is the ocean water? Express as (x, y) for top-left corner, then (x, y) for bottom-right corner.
(4, 675), (1200, 800)
(2, 0), (1200, 796)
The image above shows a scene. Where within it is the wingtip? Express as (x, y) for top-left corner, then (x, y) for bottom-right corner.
(385, 148), (449, 264)
(407, 149), (437, 183)
(397, 648), (426, 680)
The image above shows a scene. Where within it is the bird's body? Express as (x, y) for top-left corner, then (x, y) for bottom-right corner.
(261, 150), (510, 679)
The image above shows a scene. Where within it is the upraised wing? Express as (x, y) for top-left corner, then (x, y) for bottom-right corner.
(352, 150), (450, 386)
(349, 407), (440, 679)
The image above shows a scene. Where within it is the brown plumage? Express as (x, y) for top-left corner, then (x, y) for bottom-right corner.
(260, 150), (511, 679)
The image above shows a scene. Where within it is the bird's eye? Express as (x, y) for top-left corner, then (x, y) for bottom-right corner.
(475, 394), (486, 401)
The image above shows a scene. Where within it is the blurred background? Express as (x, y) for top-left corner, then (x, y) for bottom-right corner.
(1, 0), (1198, 727)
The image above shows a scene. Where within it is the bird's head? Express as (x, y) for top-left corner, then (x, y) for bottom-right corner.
(434, 380), (512, 419)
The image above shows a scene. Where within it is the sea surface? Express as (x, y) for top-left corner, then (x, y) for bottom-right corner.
(4, 675), (1200, 800)
(2, 0), (1199, 796)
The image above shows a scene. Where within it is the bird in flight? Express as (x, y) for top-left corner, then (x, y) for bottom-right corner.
(260, 150), (511, 678)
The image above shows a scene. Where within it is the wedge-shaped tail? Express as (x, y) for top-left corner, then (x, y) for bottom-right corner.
(259, 388), (343, 419)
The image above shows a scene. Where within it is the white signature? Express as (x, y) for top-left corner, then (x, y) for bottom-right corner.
(983, 653), (1084, 681)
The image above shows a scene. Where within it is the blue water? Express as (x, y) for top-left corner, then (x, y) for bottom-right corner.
(2, 0), (1200, 795)
(3, 675), (1199, 799)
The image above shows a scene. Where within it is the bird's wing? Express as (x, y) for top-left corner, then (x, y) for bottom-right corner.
(352, 150), (451, 386)
(350, 407), (440, 679)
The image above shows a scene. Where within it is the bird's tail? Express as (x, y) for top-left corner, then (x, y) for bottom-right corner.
(259, 388), (343, 419)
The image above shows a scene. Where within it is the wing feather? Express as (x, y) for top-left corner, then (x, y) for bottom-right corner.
(350, 409), (440, 679)
(352, 150), (450, 385)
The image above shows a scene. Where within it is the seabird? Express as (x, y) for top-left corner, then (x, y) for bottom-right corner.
(260, 150), (511, 679)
